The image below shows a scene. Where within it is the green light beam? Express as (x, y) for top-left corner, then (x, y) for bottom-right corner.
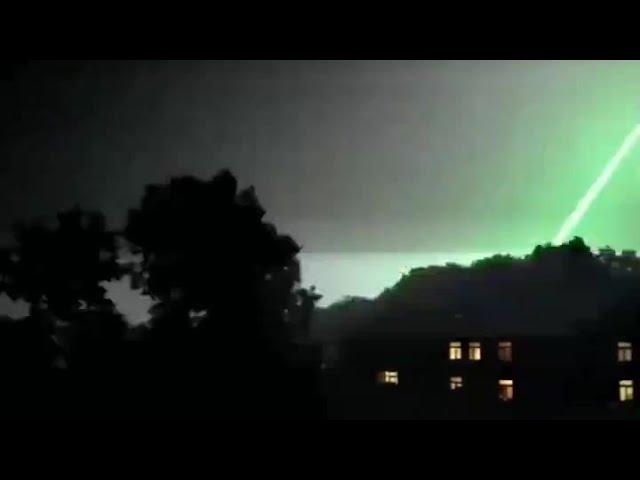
(553, 124), (640, 245)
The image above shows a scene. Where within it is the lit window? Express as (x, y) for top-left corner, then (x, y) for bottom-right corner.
(498, 379), (514, 401)
(449, 341), (462, 360)
(619, 380), (634, 402)
(450, 376), (463, 390)
(498, 341), (512, 362)
(469, 342), (481, 361)
(377, 371), (399, 385)
(618, 342), (632, 362)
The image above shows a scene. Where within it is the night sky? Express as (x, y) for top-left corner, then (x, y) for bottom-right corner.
(2, 60), (640, 319)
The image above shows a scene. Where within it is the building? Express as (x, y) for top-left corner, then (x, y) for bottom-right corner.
(323, 331), (640, 419)
(317, 246), (640, 419)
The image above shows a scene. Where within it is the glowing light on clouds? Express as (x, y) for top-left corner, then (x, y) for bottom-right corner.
(554, 124), (640, 244)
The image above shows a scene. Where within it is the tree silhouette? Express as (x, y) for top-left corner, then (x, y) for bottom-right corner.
(0, 208), (122, 319)
(0, 208), (124, 416)
(288, 285), (323, 339)
(123, 169), (324, 417)
(318, 237), (629, 340)
(125, 171), (298, 321)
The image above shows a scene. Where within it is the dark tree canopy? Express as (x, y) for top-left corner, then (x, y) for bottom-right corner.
(313, 237), (640, 340)
(0, 208), (122, 318)
(0, 169), (327, 419)
(120, 170), (324, 417)
(125, 170), (301, 320)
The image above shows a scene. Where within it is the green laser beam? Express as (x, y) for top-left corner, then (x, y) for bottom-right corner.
(553, 124), (640, 245)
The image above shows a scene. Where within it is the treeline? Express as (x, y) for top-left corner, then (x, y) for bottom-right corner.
(0, 170), (324, 418)
(313, 238), (640, 341)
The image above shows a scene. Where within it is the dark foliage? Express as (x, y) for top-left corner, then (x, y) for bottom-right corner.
(0, 208), (122, 317)
(122, 170), (324, 417)
(314, 237), (640, 340)
(0, 170), (324, 418)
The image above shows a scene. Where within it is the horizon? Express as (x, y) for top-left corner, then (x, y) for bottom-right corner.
(1, 241), (635, 322)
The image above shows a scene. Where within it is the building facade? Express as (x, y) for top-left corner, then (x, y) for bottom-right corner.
(323, 334), (640, 419)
